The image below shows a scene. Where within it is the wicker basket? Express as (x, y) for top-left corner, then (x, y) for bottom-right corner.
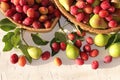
(0, 0), (59, 33)
(53, 0), (120, 34)
(4, 14), (59, 33)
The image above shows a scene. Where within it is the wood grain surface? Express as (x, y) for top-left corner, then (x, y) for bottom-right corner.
(0, 12), (120, 80)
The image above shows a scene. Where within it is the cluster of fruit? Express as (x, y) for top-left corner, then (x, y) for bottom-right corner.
(10, 54), (26, 67)
(69, 0), (120, 29)
(94, 33), (120, 58)
(0, 0), (61, 29)
(66, 32), (100, 69)
(9, 29), (114, 69)
(10, 49), (51, 67)
(50, 30), (112, 69)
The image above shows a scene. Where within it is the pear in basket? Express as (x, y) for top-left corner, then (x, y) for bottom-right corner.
(59, 0), (74, 11)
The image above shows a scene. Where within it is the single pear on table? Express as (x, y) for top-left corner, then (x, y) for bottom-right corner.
(27, 46), (42, 60)
(109, 42), (120, 58)
(59, 0), (74, 11)
(66, 43), (79, 59)
(89, 14), (108, 29)
(94, 34), (110, 47)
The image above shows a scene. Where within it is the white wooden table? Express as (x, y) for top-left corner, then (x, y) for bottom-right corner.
(0, 12), (120, 80)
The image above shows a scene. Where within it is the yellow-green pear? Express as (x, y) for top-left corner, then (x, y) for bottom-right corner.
(109, 42), (120, 58)
(89, 14), (107, 29)
(66, 43), (79, 59)
(94, 34), (109, 47)
(59, 0), (74, 11)
(27, 46), (42, 60)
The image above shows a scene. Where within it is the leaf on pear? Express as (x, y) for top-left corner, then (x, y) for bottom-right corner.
(18, 43), (32, 63)
(31, 33), (49, 45)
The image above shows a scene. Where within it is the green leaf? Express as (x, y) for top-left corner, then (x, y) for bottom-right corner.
(50, 31), (67, 56)
(11, 34), (21, 48)
(0, 18), (16, 31)
(0, 25), (16, 31)
(31, 33), (49, 45)
(14, 28), (20, 35)
(18, 43), (32, 63)
(51, 50), (58, 56)
(7, 28), (21, 48)
(3, 41), (13, 51)
(2, 32), (14, 42)
(55, 32), (67, 42)
(105, 33), (117, 49)
(0, 18), (14, 25)
(114, 33), (120, 43)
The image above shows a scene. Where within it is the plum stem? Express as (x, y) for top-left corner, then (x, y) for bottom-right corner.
(21, 29), (29, 46)
(58, 20), (68, 37)
(58, 20), (65, 32)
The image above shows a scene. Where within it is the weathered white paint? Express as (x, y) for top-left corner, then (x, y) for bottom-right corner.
(0, 12), (120, 80)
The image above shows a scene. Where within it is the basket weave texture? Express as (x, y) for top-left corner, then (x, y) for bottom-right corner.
(53, 0), (120, 34)
(0, 0), (59, 33)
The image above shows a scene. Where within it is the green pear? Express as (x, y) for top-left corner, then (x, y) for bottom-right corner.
(66, 43), (79, 59)
(59, 0), (73, 11)
(94, 34), (109, 47)
(89, 14), (107, 29)
(92, 0), (100, 7)
(27, 46), (42, 60)
(109, 42), (120, 58)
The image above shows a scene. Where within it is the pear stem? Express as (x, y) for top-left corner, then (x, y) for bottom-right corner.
(21, 29), (29, 46)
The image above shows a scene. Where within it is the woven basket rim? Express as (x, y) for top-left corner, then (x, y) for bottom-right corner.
(6, 15), (59, 33)
(0, 0), (59, 33)
(53, 0), (120, 34)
